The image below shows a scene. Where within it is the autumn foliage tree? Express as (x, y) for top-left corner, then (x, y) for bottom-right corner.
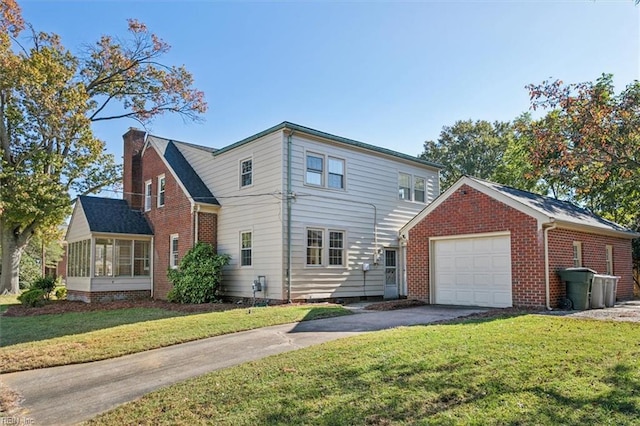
(0, 3), (207, 293)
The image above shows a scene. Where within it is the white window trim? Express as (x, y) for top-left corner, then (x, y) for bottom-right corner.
(240, 157), (253, 189)
(170, 234), (179, 269)
(399, 172), (412, 201)
(144, 180), (152, 212)
(572, 241), (582, 267)
(605, 245), (613, 275)
(305, 227), (347, 268)
(157, 174), (166, 208)
(304, 151), (347, 191)
(399, 172), (428, 203)
(240, 230), (253, 268)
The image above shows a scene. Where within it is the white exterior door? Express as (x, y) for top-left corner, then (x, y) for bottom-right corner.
(384, 249), (399, 299)
(433, 234), (512, 308)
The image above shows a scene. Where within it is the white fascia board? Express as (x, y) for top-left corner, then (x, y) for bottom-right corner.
(553, 221), (640, 240)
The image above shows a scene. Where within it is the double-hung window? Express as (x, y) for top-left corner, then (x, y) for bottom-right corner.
(144, 180), (152, 211)
(329, 231), (345, 266)
(157, 175), (166, 208)
(241, 231), (252, 266)
(605, 245), (613, 275)
(328, 158), (345, 189)
(240, 159), (252, 188)
(398, 173), (411, 200)
(306, 154), (324, 186)
(170, 234), (179, 269)
(306, 229), (323, 265)
(414, 177), (426, 203)
(572, 241), (582, 267)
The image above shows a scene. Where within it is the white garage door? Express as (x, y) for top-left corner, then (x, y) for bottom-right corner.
(433, 234), (512, 308)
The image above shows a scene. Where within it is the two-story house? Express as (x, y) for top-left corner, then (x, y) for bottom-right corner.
(65, 122), (441, 303)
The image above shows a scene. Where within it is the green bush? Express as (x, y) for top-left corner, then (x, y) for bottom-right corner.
(31, 276), (57, 299)
(17, 289), (47, 307)
(167, 243), (230, 304)
(55, 286), (67, 300)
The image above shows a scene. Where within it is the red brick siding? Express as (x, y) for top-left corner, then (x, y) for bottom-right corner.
(122, 129), (146, 211)
(406, 184), (546, 308)
(197, 212), (218, 248)
(548, 228), (635, 302)
(141, 147), (195, 300)
(67, 289), (151, 303)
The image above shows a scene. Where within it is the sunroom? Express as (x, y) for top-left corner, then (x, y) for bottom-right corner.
(65, 196), (154, 302)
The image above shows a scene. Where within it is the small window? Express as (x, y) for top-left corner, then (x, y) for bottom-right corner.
(157, 175), (166, 208)
(329, 231), (344, 266)
(306, 229), (323, 265)
(240, 159), (252, 188)
(144, 180), (152, 211)
(241, 231), (252, 266)
(170, 234), (179, 269)
(572, 241), (582, 267)
(605, 245), (613, 275)
(414, 177), (426, 203)
(399, 173), (411, 200)
(328, 158), (345, 189)
(306, 154), (324, 186)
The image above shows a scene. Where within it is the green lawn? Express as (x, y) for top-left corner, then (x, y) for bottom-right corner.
(0, 304), (349, 373)
(0, 294), (20, 314)
(87, 315), (640, 425)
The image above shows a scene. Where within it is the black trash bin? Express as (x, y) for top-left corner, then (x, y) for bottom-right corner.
(557, 268), (596, 310)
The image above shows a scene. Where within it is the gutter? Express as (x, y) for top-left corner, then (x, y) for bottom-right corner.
(286, 130), (293, 303)
(543, 220), (557, 310)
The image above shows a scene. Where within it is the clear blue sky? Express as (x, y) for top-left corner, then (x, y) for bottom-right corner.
(19, 0), (640, 167)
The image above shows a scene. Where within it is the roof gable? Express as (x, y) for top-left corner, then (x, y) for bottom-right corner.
(145, 136), (219, 206)
(401, 176), (639, 239)
(79, 196), (153, 235)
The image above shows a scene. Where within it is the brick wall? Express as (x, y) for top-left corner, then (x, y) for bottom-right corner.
(548, 228), (635, 302)
(122, 128), (146, 211)
(406, 184), (547, 308)
(140, 146), (195, 299)
(67, 289), (151, 303)
(198, 211), (218, 248)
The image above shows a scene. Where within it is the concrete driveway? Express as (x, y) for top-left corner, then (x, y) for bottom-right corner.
(1, 304), (484, 425)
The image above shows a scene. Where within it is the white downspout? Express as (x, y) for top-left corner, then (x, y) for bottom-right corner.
(543, 221), (557, 311)
(194, 204), (200, 244)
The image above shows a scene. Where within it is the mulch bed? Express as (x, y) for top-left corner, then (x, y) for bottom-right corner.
(2, 299), (242, 317)
(364, 299), (428, 311)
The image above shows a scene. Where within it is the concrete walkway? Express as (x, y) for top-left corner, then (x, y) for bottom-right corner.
(1, 305), (484, 425)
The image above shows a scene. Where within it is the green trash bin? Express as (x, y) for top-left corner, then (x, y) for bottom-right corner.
(557, 268), (596, 310)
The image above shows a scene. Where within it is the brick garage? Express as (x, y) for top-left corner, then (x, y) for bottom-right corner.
(401, 177), (639, 309)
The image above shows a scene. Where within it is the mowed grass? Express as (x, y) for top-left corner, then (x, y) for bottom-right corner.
(88, 315), (640, 426)
(0, 304), (349, 373)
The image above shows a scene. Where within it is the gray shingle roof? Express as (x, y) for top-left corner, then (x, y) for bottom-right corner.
(468, 177), (639, 236)
(162, 141), (219, 205)
(79, 196), (153, 235)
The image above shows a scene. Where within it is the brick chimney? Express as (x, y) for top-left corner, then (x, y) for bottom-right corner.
(122, 128), (146, 210)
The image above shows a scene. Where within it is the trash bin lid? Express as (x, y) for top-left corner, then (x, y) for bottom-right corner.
(560, 267), (597, 273)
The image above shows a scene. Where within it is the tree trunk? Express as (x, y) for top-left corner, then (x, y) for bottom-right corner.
(0, 223), (28, 294)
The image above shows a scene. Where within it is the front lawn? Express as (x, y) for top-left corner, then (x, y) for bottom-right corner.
(88, 315), (640, 425)
(0, 304), (349, 373)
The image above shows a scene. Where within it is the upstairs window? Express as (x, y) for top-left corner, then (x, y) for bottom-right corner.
(240, 159), (253, 188)
(414, 177), (426, 203)
(241, 231), (252, 266)
(328, 158), (345, 189)
(306, 154), (324, 186)
(144, 180), (152, 211)
(157, 175), (166, 208)
(398, 173), (411, 200)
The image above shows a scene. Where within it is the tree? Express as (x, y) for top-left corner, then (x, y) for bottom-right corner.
(0, 3), (207, 293)
(525, 74), (640, 227)
(420, 117), (539, 191)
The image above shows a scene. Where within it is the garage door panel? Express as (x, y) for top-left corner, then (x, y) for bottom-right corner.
(434, 235), (512, 308)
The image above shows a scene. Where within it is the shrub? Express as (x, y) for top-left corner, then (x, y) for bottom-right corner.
(31, 276), (57, 299)
(17, 289), (47, 307)
(55, 287), (67, 300)
(167, 243), (230, 304)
